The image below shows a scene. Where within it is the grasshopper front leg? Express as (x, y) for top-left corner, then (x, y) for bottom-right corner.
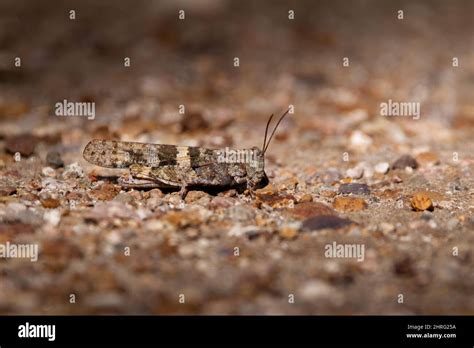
(178, 185), (189, 199)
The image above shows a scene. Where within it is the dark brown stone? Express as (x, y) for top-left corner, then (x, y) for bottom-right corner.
(392, 155), (419, 170)
(302, 215), (355, 231)
(339, 183), (371, 195)
(5, 134), (39, 156)
(286, 202), (336, 219)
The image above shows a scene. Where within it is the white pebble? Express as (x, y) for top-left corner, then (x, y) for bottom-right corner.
(299, 280), (342, 305)
(374, 162), (390, 174)
(106, 231), (121, 245)
(41, 166), (56, 177)
(362, 165), (374, 178)
(63, 162), (84, 179)
(379, 222), (395, 234)
(44, 209), (61, 227)
(350, 130), (372, 150)
(346, 166), (363, 179)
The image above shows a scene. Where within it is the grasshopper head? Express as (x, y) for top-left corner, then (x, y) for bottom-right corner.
(246, 108), (291, 190)
(246, 146), (269, 190)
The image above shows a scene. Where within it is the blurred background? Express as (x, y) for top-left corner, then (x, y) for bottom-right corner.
(1, 0), (473, 137)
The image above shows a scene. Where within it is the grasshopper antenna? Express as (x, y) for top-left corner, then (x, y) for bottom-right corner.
(262, 113), (274, 152)
(263, 108), (291, 155)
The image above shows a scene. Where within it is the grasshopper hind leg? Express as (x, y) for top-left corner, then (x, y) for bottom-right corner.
(120, 164), (179, 189)
(128, 164), (190, 198)
(118, 174), (164, 188)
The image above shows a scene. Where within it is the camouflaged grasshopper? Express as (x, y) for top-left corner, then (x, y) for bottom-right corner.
(83, 109), (290, 198)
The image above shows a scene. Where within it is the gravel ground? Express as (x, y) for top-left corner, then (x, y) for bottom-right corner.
(0, 0), (473, 314)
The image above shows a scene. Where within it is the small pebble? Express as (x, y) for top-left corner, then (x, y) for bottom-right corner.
(46, 151), (64, 168)
(349, 130), (372, 151)
(41, 167), (56, 177)
(379, 222), (395, 234)
(43, 209), (61, 227)
(5, 134), (38, 156)
(185, 190), (210, 204)
(320, 168), (342, 185)
(339, 183), (371, 195)
(374, 162), (389, 174)
(89, 183), (119, 201)
(63, 162), (84, 179)
(41, 198), (61, 209)
(302, 215), (354, 231)
(392, 155), (418, 170)
(148, 188), (164, 198)
(411, 192), (433, 211)
(299, 280), (342, 303)
(298, 193), (313, 203)
(287, 202), (336, 219)
(319, 189), (337, 198)
(279, 226), (298, 239)
(333, 197), (367, 212)
(255, 192), (295, 208)
(346, 166), (363, 179)
(361, 164), (374, 178)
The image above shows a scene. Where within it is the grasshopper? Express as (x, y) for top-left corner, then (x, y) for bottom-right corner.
(83, 109), (290, 198)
